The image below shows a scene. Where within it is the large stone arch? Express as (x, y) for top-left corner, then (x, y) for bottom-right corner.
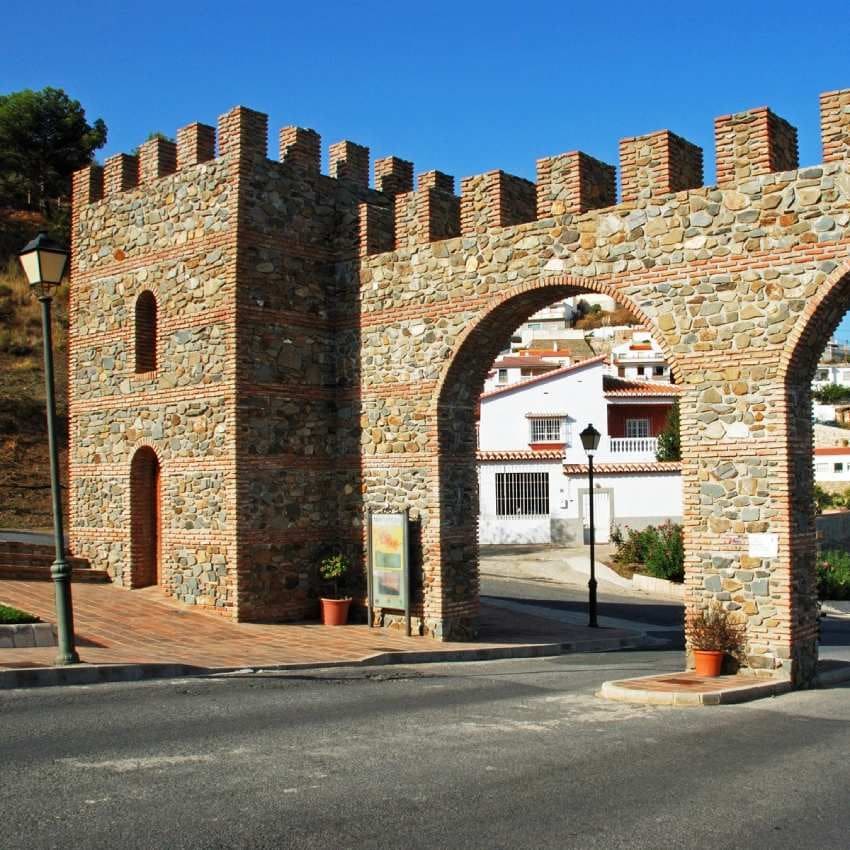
(424, 274), (684, 639)
(776, 260), (850, 684)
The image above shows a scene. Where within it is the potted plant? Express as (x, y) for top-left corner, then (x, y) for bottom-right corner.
(688, 603), (743, 677)
(319, 553), (352, 626)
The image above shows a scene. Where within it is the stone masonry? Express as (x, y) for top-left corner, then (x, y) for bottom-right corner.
(70, 88), (850, 686)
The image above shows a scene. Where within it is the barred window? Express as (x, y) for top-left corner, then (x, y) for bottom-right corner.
(496, 472), (549, 517)
(530, 417), (563, 442)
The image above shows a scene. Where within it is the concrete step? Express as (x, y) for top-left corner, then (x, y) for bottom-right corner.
(0, 541), (107, 583)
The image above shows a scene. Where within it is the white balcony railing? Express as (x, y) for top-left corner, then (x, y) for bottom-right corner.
(609, 437), (658, 456)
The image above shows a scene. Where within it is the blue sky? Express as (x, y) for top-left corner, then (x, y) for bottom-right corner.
(5, 0), (850, 335)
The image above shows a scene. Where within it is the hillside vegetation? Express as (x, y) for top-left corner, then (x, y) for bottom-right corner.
(0, 209), (68, 529)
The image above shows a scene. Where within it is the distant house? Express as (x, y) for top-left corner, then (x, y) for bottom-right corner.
(610, 331), (671, 383)
(477, 356), (682, 545)
(483, 354), (560, 392)
(814, 447), (850, 484)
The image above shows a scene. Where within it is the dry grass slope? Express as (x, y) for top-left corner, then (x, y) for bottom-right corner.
(0, 212), (68, 529)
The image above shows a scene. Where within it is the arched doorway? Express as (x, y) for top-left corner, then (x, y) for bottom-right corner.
(427, 276), (683, 640)
(779, 261), (850, 682)
(130, 446), (161, 588)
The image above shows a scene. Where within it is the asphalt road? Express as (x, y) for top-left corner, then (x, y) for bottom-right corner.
(3, 650), (850, 850)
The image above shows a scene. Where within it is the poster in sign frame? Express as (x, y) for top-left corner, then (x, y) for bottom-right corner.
(367, 509), (410, 636)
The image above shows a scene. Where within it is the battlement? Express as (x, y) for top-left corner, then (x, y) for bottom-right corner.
(73, 89), (850, 251)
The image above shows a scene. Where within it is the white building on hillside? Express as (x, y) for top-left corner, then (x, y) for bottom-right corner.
(610, 331), (671, 383)
(477, 356), (682, 545)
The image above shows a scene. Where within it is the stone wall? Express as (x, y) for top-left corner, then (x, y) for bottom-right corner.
(70, 91), (850, 685)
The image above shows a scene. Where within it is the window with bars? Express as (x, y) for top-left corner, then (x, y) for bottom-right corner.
(529, 417), (563, 443)
(495, 472), (549, 517)
(626, 418), (650, 438)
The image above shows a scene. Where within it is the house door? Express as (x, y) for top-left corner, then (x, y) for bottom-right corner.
(582, 491), (611, 544)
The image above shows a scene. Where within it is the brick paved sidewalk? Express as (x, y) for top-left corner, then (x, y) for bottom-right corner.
(0, 579), (638, 674)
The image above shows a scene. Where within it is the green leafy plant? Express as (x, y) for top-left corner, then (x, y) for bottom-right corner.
(817, 550), (850, 600)
(644, 522), (685, 582)
(814, 484), (836, 514)
(612, 522), (684, 583)
(0, 602), (40, 624)
(688, 604), (743, 657)
(814, 383), (850, 404)
(655, 401), (681, 462)
(319, 553), (350, 600)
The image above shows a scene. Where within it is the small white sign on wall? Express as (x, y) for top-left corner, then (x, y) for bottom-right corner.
(748, 533), (779, 558)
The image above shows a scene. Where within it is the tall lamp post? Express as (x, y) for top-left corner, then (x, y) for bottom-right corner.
(580, 424), (601, 628)
(18, 232), (79, 665)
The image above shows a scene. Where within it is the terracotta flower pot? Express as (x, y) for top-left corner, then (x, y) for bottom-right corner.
(320, 597), (352, 626)
(693, 649), (724, 677)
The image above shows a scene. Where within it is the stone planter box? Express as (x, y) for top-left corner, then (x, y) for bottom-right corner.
(632, 572), (685, 600)
(0, 623), (57, 649)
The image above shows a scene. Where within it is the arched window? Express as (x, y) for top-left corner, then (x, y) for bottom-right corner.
(135, 290), (157, 373)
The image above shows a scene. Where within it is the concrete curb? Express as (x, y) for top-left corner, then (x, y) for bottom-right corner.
(599, 673), (793, 706)
(0, 623), (56, 648)
(0, 631), (653, 691)
(631, 573), (685, 600)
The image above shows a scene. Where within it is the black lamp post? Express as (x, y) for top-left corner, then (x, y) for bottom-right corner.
(18, 232), (79, 665)
(580, 424), (601, 628)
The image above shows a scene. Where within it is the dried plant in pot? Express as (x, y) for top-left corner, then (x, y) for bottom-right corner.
(688, 603), (744, 677)
(319, 553), (352, 626)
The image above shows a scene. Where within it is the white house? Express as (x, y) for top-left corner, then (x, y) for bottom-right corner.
(814, 447), (850, 483)
(477, 356), (683, 545)
(610, 331), (671, 382)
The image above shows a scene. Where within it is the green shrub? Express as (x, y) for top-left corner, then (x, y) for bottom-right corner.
(0, 602), (40, 624)
(612, 521), (684, 583)
(644, 522), (685, 582)
(818, 550), (850, 600)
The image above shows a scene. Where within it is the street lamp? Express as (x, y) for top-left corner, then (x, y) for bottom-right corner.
(18, 232), (79, 665)
(580, 424), (601, 628)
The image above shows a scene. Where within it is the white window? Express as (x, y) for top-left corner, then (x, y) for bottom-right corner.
(495, 472), (549, 516)
(530, 417), (563, 443)
(816, 463), (829, 476)
(498, 368), (508, 384)
(626, 418), (650, 438)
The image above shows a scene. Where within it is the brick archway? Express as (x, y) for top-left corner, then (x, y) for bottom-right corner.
(129, 445), (161, 589)
(425, 276), (681, 640)
(778, 260), (850, 684)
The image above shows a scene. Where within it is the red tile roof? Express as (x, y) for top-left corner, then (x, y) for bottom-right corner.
(814, 447), (850, 455)
(477, 450), (565, 461)
(563, 462), (682, 474)
(603, 376), (682, 397)
(481, 354), (607, 399)
(490, 356), (559, 369)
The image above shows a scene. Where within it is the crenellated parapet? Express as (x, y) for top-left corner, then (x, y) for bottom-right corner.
(176, 122), (215, 169)
(821, 89), (850, 162)
(279, 126), (321, 173)
(714, 107), (798, 186)
(375, 156), (413, 195)
(536, 151), (615, 216)
(389, 171), (460, 251)
(73, 88), (850, 226)
(460, 170), (536, 235)
(619, 129), (703, 203)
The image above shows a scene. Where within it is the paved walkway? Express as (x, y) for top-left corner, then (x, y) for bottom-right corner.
(0, 579), (638, 673)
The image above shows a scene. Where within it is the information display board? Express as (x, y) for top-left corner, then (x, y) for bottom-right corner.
(367, 510), (410, 633)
